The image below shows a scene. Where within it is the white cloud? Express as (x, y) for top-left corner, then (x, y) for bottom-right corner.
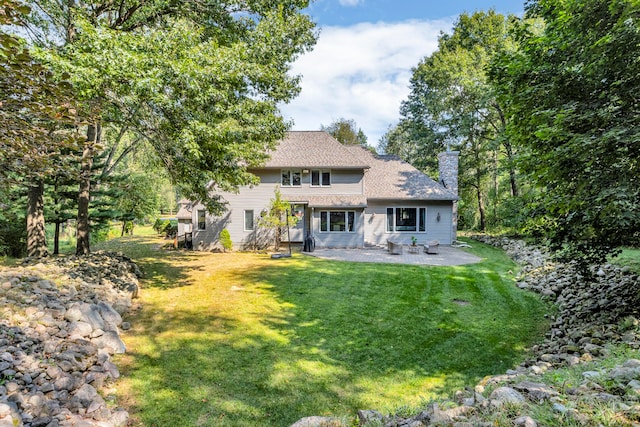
(280, 19), (453, 148)
(338, 0), (364, 6)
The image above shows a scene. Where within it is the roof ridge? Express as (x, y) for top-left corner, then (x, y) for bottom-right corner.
(264, 131), (370, 168)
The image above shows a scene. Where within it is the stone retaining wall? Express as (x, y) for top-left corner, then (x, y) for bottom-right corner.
(0, 252), (141, 427)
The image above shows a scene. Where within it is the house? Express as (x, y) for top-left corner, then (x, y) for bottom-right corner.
(176, 131), (459, 250)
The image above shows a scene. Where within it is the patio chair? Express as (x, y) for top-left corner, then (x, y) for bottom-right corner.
(387, 239), (403, 255)
(424, 240), (439, 254)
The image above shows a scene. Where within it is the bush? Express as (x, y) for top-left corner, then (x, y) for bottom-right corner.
(153, 218), (177, 238)
(165, 223), (178, 238)
(220, 229), (232, 252)
(0, 221), (26, 258)
(153, 218), (169, 234)
(91, 223), (113, 244)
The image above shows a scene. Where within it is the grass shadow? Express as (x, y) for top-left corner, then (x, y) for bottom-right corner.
(240, 256), (548, 393)
(94, 233), (206, 289)
(115, 236), (550, 427)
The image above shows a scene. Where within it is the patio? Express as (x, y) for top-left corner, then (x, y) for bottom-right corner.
(303, 245), (482, 266)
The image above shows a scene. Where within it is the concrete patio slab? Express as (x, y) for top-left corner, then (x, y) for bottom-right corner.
(303, 245), (482, 266)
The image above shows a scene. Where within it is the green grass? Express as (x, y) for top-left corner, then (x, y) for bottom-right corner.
(526, 344), (640, 427)
(97, 230), (550, 427)
(611, 247), (640, 273)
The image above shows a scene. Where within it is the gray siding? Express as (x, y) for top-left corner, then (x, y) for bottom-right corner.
(190, 209), (232, 250)
(185, 168), (365, 250)
(310, 208), (365, 248)
(187, 177), (279, 250)
(181, 169), (455, 250)
(277, 169), (364, 197)
(364, 201), (454, 246)
(218, 179), (279, 249)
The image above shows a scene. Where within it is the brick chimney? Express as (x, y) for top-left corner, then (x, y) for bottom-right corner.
(438, 150), (459, 195)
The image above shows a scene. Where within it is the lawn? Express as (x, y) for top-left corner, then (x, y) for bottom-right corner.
(99, 233), (549, 426)
(612, 247), (640, 273)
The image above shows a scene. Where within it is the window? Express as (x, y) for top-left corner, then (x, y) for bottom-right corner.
(281, 170), (301, 186)
(320, 211), (355, 232)
(419, 208), (426, 232)
(386, 207), (427, 232)
(311, 169), (331, 186)
(396, 208), (417, 231)
(197, 210), (206, 230)
(244, 210), (254, 231)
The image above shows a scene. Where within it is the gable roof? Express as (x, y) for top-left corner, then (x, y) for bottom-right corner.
(176, 200), (193, 219)
(263, 131), (370, 169)
(346, 146), (458, 201)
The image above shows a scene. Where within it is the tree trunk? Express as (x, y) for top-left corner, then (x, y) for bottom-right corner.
(504, 141), (519, 197)
(27, 181), (48, 258)
(76, 123), (100, 256)
(54, 221), (60, 255)
(52, 177), (60, 255)
(494, 103), (519, 198)
(492, 149), (498, 222)
(476, 184), (486, 232)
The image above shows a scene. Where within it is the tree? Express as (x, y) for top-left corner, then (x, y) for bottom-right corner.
(379, 122), (441, 174)
(219, 229), (233, 252)
(23, 0), (317, 255)
(0, 0), (83, 257)
(258, 188), (298, 250)
(114, 172), (161, 236)
(321, 118), (369, 147)
(490, 0), (640, 266)
(0, 184), (27, 257)
(383, 11), (517, 230)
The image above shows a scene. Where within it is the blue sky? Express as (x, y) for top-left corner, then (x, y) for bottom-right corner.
(279, 0), (525, 147)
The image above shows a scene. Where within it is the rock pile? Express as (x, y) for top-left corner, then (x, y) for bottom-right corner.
(356, 356), (640, 426)
(0, 251), (141, 427)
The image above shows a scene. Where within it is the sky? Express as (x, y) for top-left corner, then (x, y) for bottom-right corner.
(279, 0), (525, 147)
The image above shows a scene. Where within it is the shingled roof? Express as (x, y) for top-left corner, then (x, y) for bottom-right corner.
(176, 199), (193, 219)
(346, 146), (458, 201)
(263, 131), (370, 169)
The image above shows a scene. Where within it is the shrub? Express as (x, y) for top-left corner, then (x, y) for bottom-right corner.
(0, 221), (26, 258)
(164, 223), (178, 238)
(220, 229), (232, 252)
(153, 218), (169, 234)
(153, 218), (177, 238)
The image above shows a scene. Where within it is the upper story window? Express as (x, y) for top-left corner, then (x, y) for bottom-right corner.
(311, 169), (331, 186)
(197, 209), (206, 230)
(282, 170), (302, 186)
(386, 207), (426, 232)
